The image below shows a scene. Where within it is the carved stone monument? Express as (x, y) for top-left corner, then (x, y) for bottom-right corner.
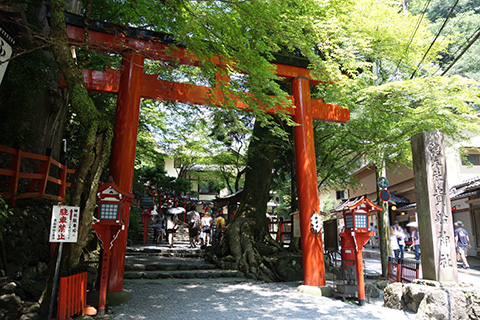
(411, 131), (457, 282)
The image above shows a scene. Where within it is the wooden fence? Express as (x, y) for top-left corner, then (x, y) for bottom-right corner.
(387, 257), (420, 283)
(0, 145), (75, 206)
(55, 267), (96, 319)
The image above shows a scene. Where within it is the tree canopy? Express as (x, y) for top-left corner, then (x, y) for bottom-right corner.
(1, 0), (480, 307)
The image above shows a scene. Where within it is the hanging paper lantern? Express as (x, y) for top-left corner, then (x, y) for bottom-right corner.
(310, 212), (323, 235)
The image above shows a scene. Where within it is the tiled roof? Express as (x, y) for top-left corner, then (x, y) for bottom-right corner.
(397, 177), (480, 211)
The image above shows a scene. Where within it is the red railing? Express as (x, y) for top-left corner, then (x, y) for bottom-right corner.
(268, 219), (292, 247)
(387, 257), (420, 283)
(56, 268), (96, 320)
(0, 145), (75, 206)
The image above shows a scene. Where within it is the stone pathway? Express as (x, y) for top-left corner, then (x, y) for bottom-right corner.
(97, 243), (480, 319)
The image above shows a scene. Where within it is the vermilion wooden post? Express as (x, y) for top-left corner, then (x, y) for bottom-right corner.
(9, 148), (21, 206)
(107, 50), (144, 293)
(291, 76), (326, 287)
(59, 163), (67, 200)
(38, 157), (52, 197)
(97, 226), (112, 316)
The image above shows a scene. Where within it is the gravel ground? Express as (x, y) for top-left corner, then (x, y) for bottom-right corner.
(109, 278), (416, 320)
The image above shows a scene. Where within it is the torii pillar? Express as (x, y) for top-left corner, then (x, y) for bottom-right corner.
(291, 77), (325, 287)
(108, 50), (144, 292)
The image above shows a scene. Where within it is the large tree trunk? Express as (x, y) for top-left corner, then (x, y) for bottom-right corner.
(213, 118), (284, 281)
(39, 2), (113, 316)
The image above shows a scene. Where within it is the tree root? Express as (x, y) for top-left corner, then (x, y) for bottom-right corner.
(214, 216), (283, 282)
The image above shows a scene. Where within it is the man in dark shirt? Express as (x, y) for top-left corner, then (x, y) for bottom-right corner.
(454, 221), (471, 269)
(186, 206), (201, 248)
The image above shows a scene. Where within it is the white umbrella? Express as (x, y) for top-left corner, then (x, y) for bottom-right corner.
(406, 221), (418, 228)
(167, 207), (186, 215)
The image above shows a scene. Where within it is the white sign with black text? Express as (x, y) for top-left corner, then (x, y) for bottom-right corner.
(0, 27), (13, 86)
(49, 205), (80, 243)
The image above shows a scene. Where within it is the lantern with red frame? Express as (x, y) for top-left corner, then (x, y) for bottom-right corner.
(93, 180), (133, 316)
(95, 181), (133, 225)
(331, 196), (382, 306)
(140, 194), (155, 245)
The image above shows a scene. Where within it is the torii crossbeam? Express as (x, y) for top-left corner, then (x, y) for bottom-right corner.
(62, 13), (349, 293)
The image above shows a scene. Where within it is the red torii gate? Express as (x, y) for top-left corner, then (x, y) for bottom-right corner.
(64, 16), (349, 292)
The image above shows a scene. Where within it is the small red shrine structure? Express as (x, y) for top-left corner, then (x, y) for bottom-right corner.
(61, 12), (349, 292)
(92, 180), (133, 315)
(332, 196), (382, 306)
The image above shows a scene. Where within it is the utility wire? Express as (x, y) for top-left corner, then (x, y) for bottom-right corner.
(441, 27), (480, 75)
(394, 0), (432, 75)
(432, 24), (480, 76)
(410, 0), (460, 79)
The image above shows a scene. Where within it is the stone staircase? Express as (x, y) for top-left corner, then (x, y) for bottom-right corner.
(123, 243), (243, 280)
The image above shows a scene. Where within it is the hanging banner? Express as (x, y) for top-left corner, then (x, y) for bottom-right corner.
(0, 27), (13, 86)
(49, 205), (80, 243)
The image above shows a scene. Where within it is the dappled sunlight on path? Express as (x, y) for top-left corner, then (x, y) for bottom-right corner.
(110, 278), (416, 320)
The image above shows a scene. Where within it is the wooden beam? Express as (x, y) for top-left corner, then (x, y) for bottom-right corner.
(66, 24), (323, 84)
(61, 69), (349, 123)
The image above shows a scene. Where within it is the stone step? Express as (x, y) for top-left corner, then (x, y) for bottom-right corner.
(125, 258), (216, 272)
(126, 245), (204, 258)
(122, 243), (242, 282)
(124, 269), (242, 280)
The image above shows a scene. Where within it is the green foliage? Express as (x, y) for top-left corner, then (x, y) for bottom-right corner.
(409, 0), (480, 80)
(171, 178), (192, 195)
(0, 48), (55, 147)
(0, 196), (13, 221)
(321, 196), (338, 214)
(137, 162), (174, 189)
(127, 206), (140, 244)
(0, 196), (13, 242)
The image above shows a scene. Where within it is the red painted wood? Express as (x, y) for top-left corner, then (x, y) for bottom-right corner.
(0, 146), (74, 206)
(107, 51), (144, 293)
(62, 69), (349, 123)
(62, 21), (351, 293)
(291, 77), (326, 287)
(66, 24), (325, 84)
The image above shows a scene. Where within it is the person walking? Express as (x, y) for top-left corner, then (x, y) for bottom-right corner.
(368, 223), (376, 247)
(200, 211), (213, 246)
(154, 218), (164, 244)
(165, 212), (179, 248)
(390, 226), (400, 261)
(454, 221), (471, 269)
(374, 225), (379, 248)
(394, 221), (405, 260)
(411, 226), (420, 261)
(214, 212), (226, 244)
(186, 206), (201, 248)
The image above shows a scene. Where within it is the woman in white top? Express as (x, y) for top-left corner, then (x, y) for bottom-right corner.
(200, 212), (213, 245)
(395, 225), (406, 260)
(165, 213), (178, 248)
(390, 226), (400, 261)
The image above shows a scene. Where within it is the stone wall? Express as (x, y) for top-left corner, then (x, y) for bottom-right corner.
(2, 199), (54, 282)
(384, 279), (480, 319)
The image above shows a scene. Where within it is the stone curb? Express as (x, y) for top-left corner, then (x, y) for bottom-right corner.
(124, 269), (242, 280)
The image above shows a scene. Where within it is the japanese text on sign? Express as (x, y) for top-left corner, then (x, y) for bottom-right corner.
(49, 205), (80, 243)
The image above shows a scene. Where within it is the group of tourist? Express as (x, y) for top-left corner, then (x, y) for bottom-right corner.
(153, 211), (180, 248)
(186, 206), (226, 248)
(389, 221), (408, 261)
(388, 221), (420, 261)
(387, 219), (472, 267)
(152, 206), (227, 248)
